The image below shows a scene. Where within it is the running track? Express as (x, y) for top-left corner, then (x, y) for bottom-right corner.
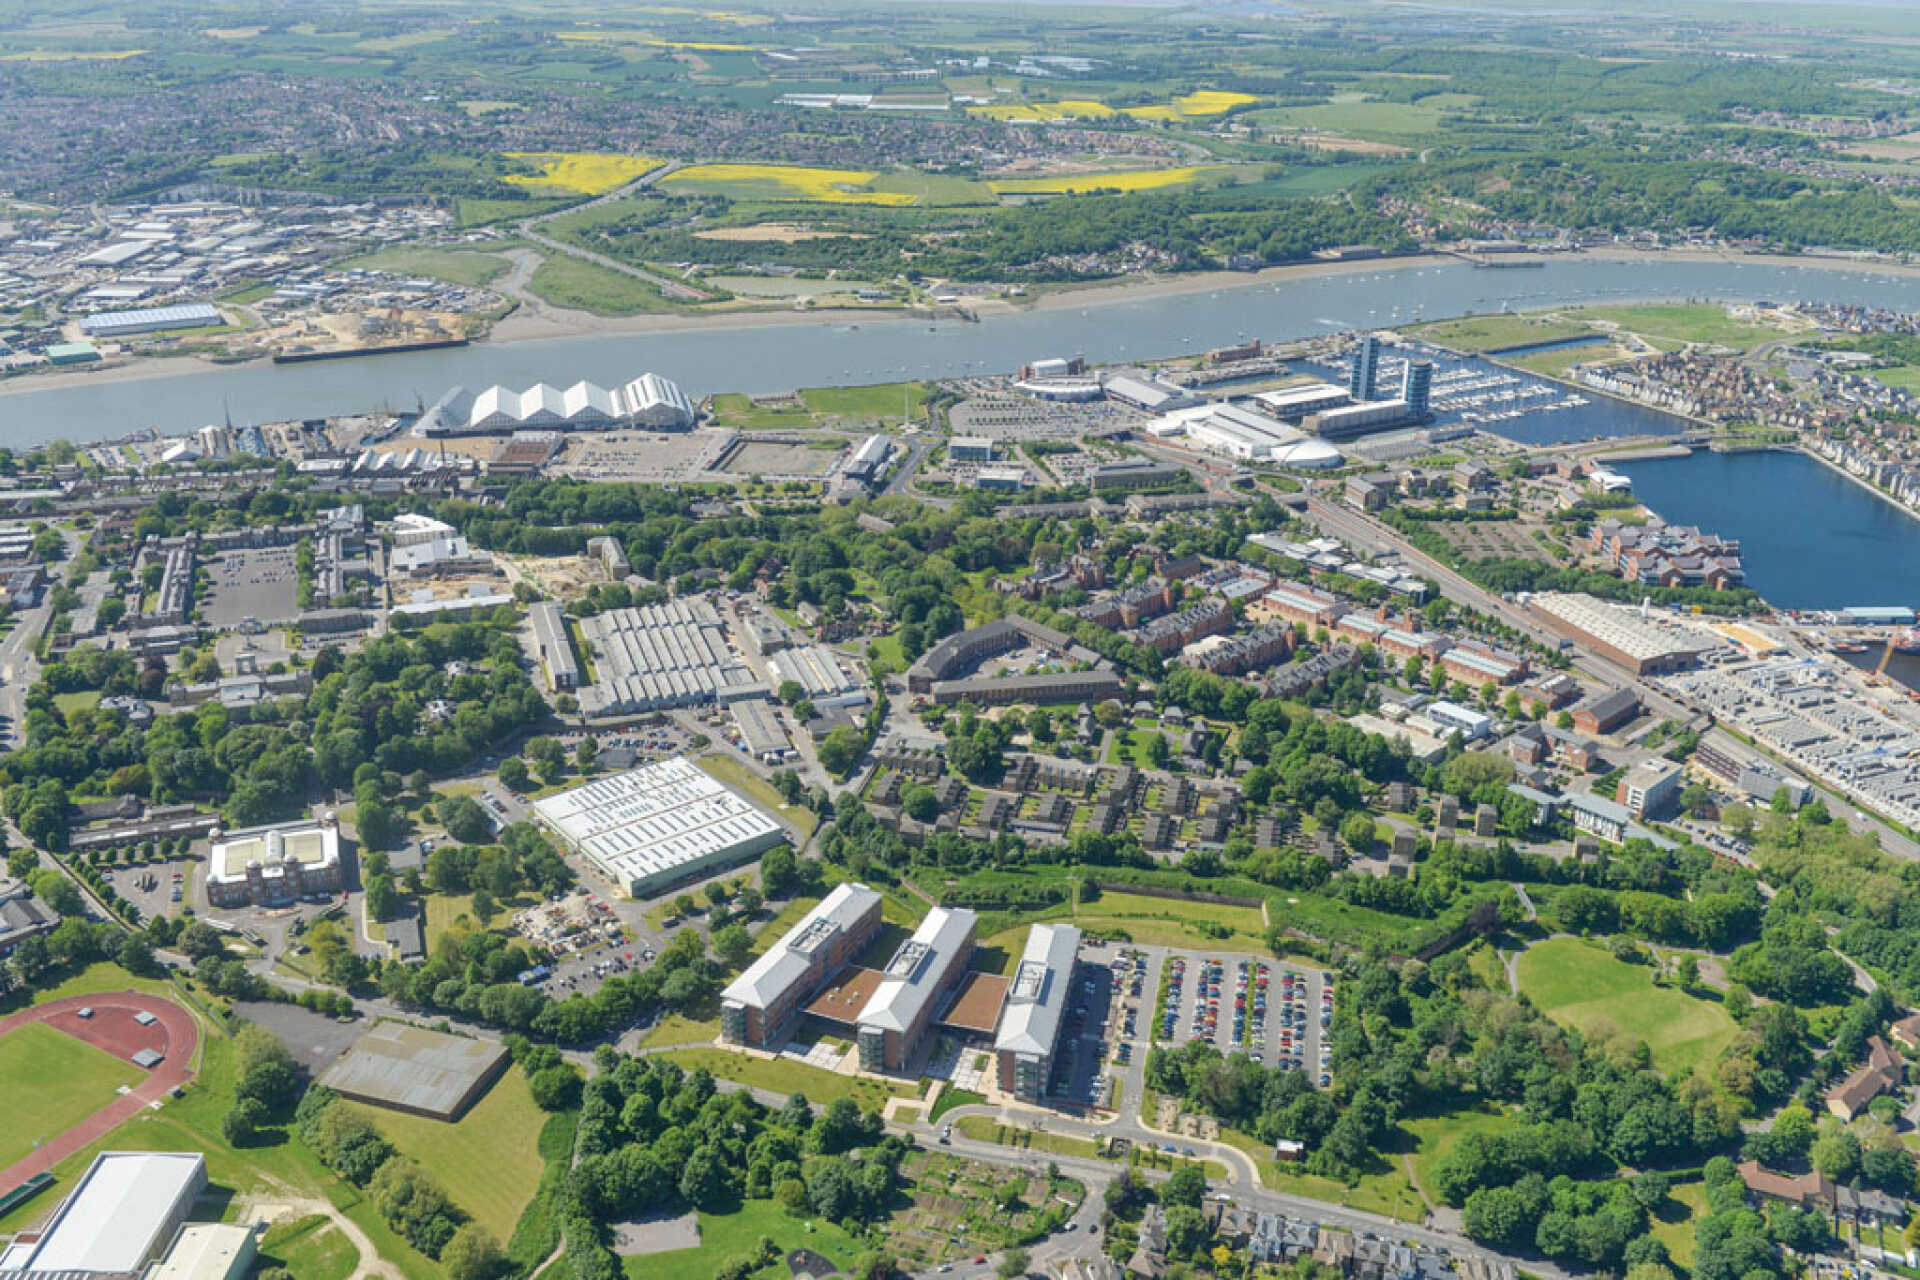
(0, 992), (199, 1190)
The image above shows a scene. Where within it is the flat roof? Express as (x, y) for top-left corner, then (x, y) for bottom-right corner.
(723, 882), (881, 1010)
(858, 906), (977, 1034)
(994, 922), (1080, 1056)
(943, 970), (1011, 1033)
(209, 820), (338, 884)
(804, 965), (886, 1025)
(533, 758), (786, 892)
(5, 1151), (204, 1274)
(148, 1223), (254, 1280)
(319, 1022), (508, 1119)
(1531, 592), (1714, 662)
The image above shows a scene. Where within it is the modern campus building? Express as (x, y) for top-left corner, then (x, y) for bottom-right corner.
(0, 1152), (206, 1278)
(857, 907), (978, 1072)
(532, 758), (787, 899)
(994, 923), (1081, 1101)
(417, 371), (695, 435)
(721, 882), (884, 1048)
(205, 817), (343, 908)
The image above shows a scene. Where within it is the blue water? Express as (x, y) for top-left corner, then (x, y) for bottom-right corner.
(1614, 450), (1920, 611)
(8, 254), (1920, 443)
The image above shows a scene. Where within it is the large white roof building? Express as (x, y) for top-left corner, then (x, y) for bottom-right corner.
(532, 758), (788, 898)
(418, 372), (695, 436)
(0, 1151), (205, 1277)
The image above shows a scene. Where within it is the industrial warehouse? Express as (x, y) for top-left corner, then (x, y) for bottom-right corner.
(721, 897), (1085, 1093)
(532, 758), (788, 899)
(415, 371), (695, 435)
(575, 600), (762, 715)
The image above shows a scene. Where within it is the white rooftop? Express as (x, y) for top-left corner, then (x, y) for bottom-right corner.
(859, 906), (976, 1034)
(994, 922), (1080, 1057)
(1, 1151), (203, 1275)
(532, 758), (784, 889)
(723, 882), (882, 1008)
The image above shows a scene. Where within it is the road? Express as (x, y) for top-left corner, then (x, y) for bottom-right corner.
(515, 161), (712, 303)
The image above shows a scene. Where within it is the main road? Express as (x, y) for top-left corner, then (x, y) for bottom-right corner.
(515, 160), (712, 304)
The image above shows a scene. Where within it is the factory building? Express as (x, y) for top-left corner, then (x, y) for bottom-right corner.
(720, 883), (883, 1048)
(576, 600), (762, 715)
(0, 1152), (206, 1278)
(768, 643), (865, 704)
(1529, 592), (1714, 675)
(417, 372), (694, 435)
(844, 435), (893, 484)
(731, 697), (794, 761)
(206, 817), (343, 908)
(530, 601), (580, 692)
(77, 302), (224, 338)
(994, 924), (1081, 1102)
(532, 758), (788, 899)
(857, 907), (978, 1072)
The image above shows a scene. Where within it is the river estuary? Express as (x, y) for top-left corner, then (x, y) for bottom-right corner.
(7, 254), (1920, 444)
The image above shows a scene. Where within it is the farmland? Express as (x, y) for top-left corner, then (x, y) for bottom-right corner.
(661, 164), (919, 206)
(989, 166), (1228, 196)
(504, 152), (664, 196)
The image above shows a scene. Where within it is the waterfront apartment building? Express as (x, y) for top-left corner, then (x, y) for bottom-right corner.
(720, 883), (883, 1049)
(857, 907), (977, 1072)
(994, 923), (1081, 1102)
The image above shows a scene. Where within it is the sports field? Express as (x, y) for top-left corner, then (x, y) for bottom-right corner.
(0, 1022), (142, 1167)
(1514, 937), (1738, 1078)
(343, 1065), (548, 1241)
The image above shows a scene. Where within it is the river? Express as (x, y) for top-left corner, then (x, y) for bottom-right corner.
(1614, 449), (1920, 612)
(9, 255), (1920, 443)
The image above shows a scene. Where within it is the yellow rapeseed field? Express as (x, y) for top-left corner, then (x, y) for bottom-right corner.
(966, 99), (1115, 122)
(661, 164), (918, 206)
(556, 32), (756, 50)
(988, 165), (1224, 196)
(0, 48), (145, 60)
(1123, 90), (1260, 120)
(504, 153), (664, 195)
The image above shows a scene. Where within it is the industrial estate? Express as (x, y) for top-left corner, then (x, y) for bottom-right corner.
(15, 3), (1920, 1280)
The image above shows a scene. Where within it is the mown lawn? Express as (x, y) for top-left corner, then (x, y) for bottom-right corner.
(0, 1022), (142, 1167)
(1412, 313), (1601, 354)
(344, 1066), (548, 1242)
(661, 1048), (912, 1109)
(254, 1214), (359, 1280)
(1515, 937), (1738, 1078)
(628, 1196), (864, 1280)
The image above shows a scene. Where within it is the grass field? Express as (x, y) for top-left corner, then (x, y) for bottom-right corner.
(1515, 937), (1739, 1078)
(694, 753), (819, 841)
(0, 1022), (143, 1167)
(528, 254), (672, 316)
(629, 1196), (863, 1280)
(1403, 1105), (1511, 1201)
(340, 247), (511, 288)
(344, 1066), (548, 1242)
(1217, 1128), (1422, 1220)
(662, 163), (918, 206)
(662, 1048), (912, 1109)
(1412, 313), (1602, 353)
(799, 381), (925, 421)
(978, 888), (1269, 952)
(990, 165), (1225, 196)
(52, 690), (101, 716)
(1248, 92), (1476, 142)
(955, 1115), (1101, 1160)
(1871, 364), (1920, 392)
(1649, 1181), (1707, 1269)
(504, 152), (663, 195)
(1574, 302), (1788, 352)
(254, 1214), (359, 1280)
(457, 196), (572, 227)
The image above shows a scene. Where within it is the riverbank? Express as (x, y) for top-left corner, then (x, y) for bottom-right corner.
(16, 243), (1898, 401)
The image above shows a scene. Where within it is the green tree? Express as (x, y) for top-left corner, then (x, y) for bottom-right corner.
(713, 922), (753, 967)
